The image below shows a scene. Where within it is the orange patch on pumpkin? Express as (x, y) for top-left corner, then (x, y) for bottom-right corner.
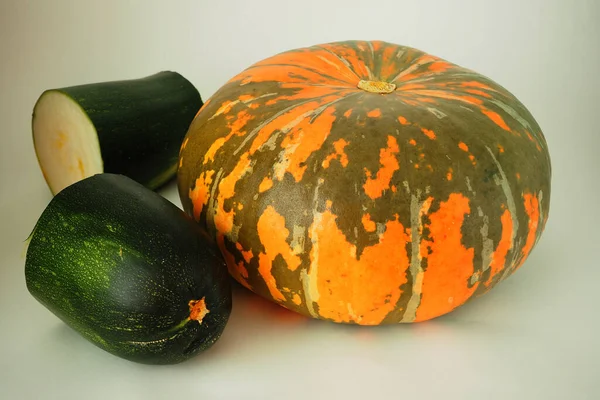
(189, 170), (215, 220)
(310, 207), (410, 325)
(514, 193), (540, 272)
(237, 262), (250, 279)
(204, 111), (255, 164)
(486, 209), (513, 285)
(343, 109), (352, 118)
(180, 137), (189, 152)
(218, 234), (251, 289)
(276, 84), (350, 103)
(322, 138), (349, 169)
(408, 139), (417, 146)
(370, 40), (384, 51)
(458, 142), (469, 152)
(416, 97), (437, 104)
(465, 89), (492, 98)
(253, 48), (358, 84)
(363, 135), (400, 199)
(292, 293), (302, 305)
(259, 177), (273, 193)
(249, 95), (340, 155)
(421, 128), (436, 140)
(481, 108), (511, 131)
(237, 94), (255, 102)
(214, 153), (252, 235)
(229, 110), (255, 134)
(236, 242), (254, 264)
(257, 206), (303, 302)
(394, 73), (419, 83)
(398, 83), (426, 91)
(204, 138), (226, 164)
(428, 61), (453, 72)
(398, 116), (409, 125)
(362, 213), (377, 232)
(378, 45), (401, 78)
(277, 107), (338, 182)
(211, 100), (237, 119)
(403, 99), (421, 106)
(407, 89), (484, 106)
(460, 81), (499, 92)
(320, 43), (371, 79)
(526, 131), (535, 142)
(235, 64), (351, 87)
(415, 193), (476, 322)
(367, 109), (382, 118)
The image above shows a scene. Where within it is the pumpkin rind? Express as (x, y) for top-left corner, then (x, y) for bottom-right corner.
(178, 40), (551, 324)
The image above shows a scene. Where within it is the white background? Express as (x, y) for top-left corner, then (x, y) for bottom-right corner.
(1, 1), (599, 399)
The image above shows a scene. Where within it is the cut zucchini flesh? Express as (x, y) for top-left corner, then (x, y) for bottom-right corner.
(32, 91), (103, 194)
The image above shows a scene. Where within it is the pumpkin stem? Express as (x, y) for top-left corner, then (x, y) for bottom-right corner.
(188, 297), (210, 324)
(357, 80), (396, 94)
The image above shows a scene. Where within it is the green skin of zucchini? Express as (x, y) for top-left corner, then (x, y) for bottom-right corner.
(25, 173), (232, 365)
(36, 71), (203, 191)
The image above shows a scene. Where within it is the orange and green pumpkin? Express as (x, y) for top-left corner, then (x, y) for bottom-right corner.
(177, 40), (551, 325)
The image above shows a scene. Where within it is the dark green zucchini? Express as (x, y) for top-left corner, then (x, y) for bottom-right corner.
(24, 173), (232, 365)
(32, 71), (203, 194)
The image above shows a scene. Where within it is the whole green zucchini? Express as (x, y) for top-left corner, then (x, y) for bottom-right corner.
(25, 173), (232, 365)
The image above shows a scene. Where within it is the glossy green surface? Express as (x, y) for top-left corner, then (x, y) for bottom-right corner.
(25, 174), (232, 364)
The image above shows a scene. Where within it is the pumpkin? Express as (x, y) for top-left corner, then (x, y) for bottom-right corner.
(177, 40), (551, 325)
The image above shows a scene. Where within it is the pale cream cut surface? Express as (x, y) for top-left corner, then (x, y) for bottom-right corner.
(32, 91), (103, 194)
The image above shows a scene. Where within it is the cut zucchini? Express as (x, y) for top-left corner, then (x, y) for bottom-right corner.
(32, 71), (202, 194)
